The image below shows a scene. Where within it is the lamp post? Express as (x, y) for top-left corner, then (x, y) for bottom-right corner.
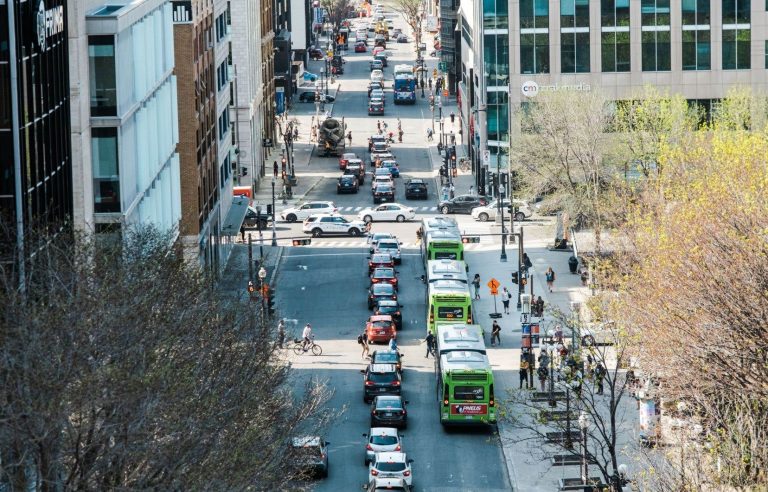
(271, 177), (278, 246)
(578, 411), (590, 485)
(499, 182), (507, 262)
(256, 205), (264, 260)
(546, 336), (556, 408)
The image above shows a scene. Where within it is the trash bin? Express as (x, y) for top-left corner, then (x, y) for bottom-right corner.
(568, 255), (579, 274)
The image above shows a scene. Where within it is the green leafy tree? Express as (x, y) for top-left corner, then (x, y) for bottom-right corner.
(391, 0), (423, 48)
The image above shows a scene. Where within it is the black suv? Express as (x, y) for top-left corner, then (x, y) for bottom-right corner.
(337, 174), (359, 194)
(373, 184), (394, 203)
(404, 179), (428, 199)
(361, 364), (401, 403)
(370, 395), (408, 429)
(243, 206), (272, 229)
(438, 194), (489, 214)
(375, 300), (402, 329)
(344, 163), (365, 185)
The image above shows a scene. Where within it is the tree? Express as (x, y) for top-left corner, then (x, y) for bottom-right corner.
(613, 85), (701, 179)
(320, 0), (353, 29)
(0, 226), (335, 490)
(510, 89), (618, 253)
(712, 86), (768, 131)
(502, 301), (636, 491)
(613, 127), (768, 489)
(391, 0), (423, 48)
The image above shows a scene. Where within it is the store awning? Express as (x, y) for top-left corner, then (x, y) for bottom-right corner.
(221, 195), (250, 236)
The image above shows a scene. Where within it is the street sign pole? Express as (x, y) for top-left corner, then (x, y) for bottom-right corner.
(488, 278), (502, 319)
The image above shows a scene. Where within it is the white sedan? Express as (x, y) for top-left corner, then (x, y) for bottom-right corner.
(369, 451), (413, 486)
(471, 199), (533, 222)
(358, 203), (416, 223)
(370, 69), (384, 83)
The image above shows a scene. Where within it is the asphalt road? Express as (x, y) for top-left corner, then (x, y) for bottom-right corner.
(272, 10), (512, 492)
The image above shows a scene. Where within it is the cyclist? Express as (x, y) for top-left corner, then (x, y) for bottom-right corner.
(302, 323), (313, 350)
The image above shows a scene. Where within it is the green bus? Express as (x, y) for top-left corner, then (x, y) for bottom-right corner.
(435, 324), (486, 356)
(419, 218), (464, 265)
(427, 279), (473, 333)
(426, 259), (468, 284)
(438, 350), (497, 426)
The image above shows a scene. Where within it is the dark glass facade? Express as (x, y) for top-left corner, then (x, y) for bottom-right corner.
(641, 0), (671, 71)
(520, 0), (550, 74)
(601, 0), (631, 72)
(0, 0), (72, 268)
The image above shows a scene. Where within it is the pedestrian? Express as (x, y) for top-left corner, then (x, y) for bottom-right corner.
(377, 120), (381, 131)
(491, 320), (501, 346)
(519, 358), (530, 389)
(469, 185), (474, 195)
(580, 268), (589, 286)
(426, 127), (434, 141)
(358, 331), (370, 358)
(537, 364), (548, 392)
(534, 295), (545, 318)
(347, 131), (352, 145)
(428, 78), (432, 90)
(441, 185), (449, 201)
(472, 273), (481, 300)
(501, 286), (511, 314)
(449, 183), (455, 199)
(382, 121), (388, 131)
(554, 324), (564, 344)
(277, 319), (286, 348)
(389, 335), (398, 352)
(273, 160), (279, 178)
(522, 253), (532, 272)
(424, 331), (436, 358)
(594, 363), (605, 395)
(397, 118), (402, 130)
(240, 225), (246, 242)
(281, 159), (287, 176)
(545, 266), (556, 292)
(398, 129), (403, 143)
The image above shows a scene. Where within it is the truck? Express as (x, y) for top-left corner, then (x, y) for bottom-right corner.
(317, 117), (346, 157)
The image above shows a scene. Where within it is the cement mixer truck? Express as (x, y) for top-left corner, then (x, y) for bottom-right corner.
(317, 117), (346, 157)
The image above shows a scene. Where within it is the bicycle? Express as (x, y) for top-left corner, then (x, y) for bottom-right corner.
(293, 338), (323, 356)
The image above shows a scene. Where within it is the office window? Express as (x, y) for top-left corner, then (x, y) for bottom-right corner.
(681, 0), (711, 70)
(485, 35), (510, 85)
(602, 0), (631, 71)
(88, 36), (117, 116)
(520, 0), (550, 74)
(218, 111), (230, 141)
(561, 0), (590, 72)
(483, 0), (509, 29)
(641, 0), (671, 71)
(722, 0), (751, 69)
(92, 128), (120, 213)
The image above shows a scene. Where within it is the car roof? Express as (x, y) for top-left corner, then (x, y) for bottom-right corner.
(407, 178), (425, 184)
(369, 315), (393, 322)
(372, 253), (392, 259)
(374, 451), (407, 462)
(370, 427), (399, 437)
(369, 363), (397, 373)
(377, 299), (398, 307)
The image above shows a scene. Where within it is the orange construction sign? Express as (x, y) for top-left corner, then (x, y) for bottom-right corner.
(487, 278), (500, 295)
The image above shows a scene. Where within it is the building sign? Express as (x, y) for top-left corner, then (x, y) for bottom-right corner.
(172, 1), (192, 24)
(36, 0), (65, 50)
(522, 80), (592, 97)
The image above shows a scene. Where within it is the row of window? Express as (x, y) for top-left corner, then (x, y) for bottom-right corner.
(217, 109), (230, 142)
(216, 61), (230, 92)
(215, 11), (230, 43)
(520, 0), (753, 73)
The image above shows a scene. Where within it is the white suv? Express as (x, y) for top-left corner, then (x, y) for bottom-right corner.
(280, 201), (337, 222)
(303, 214), (367, 237)
(471, 199), (532, 222)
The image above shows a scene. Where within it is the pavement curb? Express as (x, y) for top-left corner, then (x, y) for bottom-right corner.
(269, 246), (284, 285)
(295, 176), (325, 202)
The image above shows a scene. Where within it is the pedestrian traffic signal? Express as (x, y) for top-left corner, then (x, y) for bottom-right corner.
(521, 276), (528, 286)
(461, 236), (480, 243)
(292, 238), (312, 246)
(266, 204), (273, 215)
(267, 287), (276, 316)
(511, 271), (519, 284)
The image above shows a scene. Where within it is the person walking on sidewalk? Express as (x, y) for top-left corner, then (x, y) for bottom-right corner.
(426, 127), (434, 141)
(277, 319), (286, 349)
(347, 131), (352, 145)
(377, 120), (381, 132)
(519, 358), (530, 389)
(358, 332), (370, 358)
(424, 332), (436, 358)
(472, 274), (481, 300)
(537, 363), (548, 392)
(273, 161), (278, 178)
(534, 295), (545, 317)
(594, 362), (606, 395)
(545, 266), (556, 292)
(491, 320), (501, 346)
(501, 287), (511, 314)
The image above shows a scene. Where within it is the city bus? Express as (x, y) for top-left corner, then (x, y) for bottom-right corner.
(393, 74), (416, 104)
(426, 259), (469, 284)
(437, 350), (496, 426)
(421, 230), (464, 265)
(427, 279), (473, 333)
(393, 64), (414, 76)
(436, 324), (486, 356)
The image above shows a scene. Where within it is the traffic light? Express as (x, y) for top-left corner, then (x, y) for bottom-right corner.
(267, 286), (276, 316)
(266, 204), (273, 215)
(461, 236), (480, 244)
(292, 238), (312, 246)
(521, 275), (528, 286)
(511, 271), (519, 284)
(247, 280), (256, 293)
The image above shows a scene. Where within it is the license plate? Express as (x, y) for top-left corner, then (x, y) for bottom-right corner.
(384, 412), (393, 417)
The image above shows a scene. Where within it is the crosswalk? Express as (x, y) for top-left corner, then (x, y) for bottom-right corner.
(335, 205), (438, 213)
(275, 237), (499, 250)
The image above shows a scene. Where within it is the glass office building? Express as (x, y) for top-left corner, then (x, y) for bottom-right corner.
(1, 0), (72, 278)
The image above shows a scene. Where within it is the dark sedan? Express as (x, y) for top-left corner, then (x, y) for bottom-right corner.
(298, 91), (336, 103)
(337, 175), (359, 194)
(374, 300), (402, 330)
(370, 395), (408, 429)
(368, 283), (397, 309)
(438, 194), (489, 214)
(373, 184), (395, 203)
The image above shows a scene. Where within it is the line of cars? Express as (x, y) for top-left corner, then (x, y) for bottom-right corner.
(360, 230), (416, 491)
(437, 194), (534, 221)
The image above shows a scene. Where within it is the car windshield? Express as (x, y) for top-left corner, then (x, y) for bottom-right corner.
(378, 306), (397, 314)
(374, 352), (398, 363)
(374, 268), (394, 278)
(372, 233), (393, 242)
(375, 462), (407, 472)
(373, 284), (394, 294)
(375, 397), (403, 409)
(368, 372), (397, 383)
(371, 435), (398, 445)
(377, 185), (393, 192)
(371, 321), (392, 329)
(378, 242), (398, 249)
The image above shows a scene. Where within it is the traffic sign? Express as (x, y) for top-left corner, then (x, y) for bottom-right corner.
(482, 150), (491, 166)
(487, 278), (500, 295)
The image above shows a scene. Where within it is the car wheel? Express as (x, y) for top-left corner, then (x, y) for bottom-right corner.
(286, 213), (297, 223)
(312, 228), (323, 237)
(349, 228), (361, 236)
(396, 215), (405, 222)
(441, 206), (450, 214)
(478, 212), (489, 222)
(363, 215), (373, 223)
(515, 212), (526, 222)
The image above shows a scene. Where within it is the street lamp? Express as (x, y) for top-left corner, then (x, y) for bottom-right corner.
(271, 177), (278, 246)
(256, 205), (264, 260)
(545, 335), (556, 408)
(578, 411), (590, 485)
(499, 182), (507, 262)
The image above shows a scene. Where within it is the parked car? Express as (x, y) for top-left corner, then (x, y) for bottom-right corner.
(363, 427), (403, 466)
(438, 194), (489, 214)
(280, 201), (337, 222)
(337, 174), (360, 194)
(358, 203), (415, 223)
(308, 47), (324, 59)
(471, 198), (533, 222)
(243, 206), (271, 229)
(290, 436), (330, 478)
(404, 179), (428, 199)
(302, 214), (367, 237)
(361, 365), (402, 403)
(396, 34), (408, 43)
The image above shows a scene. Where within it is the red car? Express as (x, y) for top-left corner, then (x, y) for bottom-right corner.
(370, 267), (398, 289)
(355, 42), (367, 53)
(368, 253), (394, 274)
(366, 315), (397, 343)
(339, 152), (357, 170)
